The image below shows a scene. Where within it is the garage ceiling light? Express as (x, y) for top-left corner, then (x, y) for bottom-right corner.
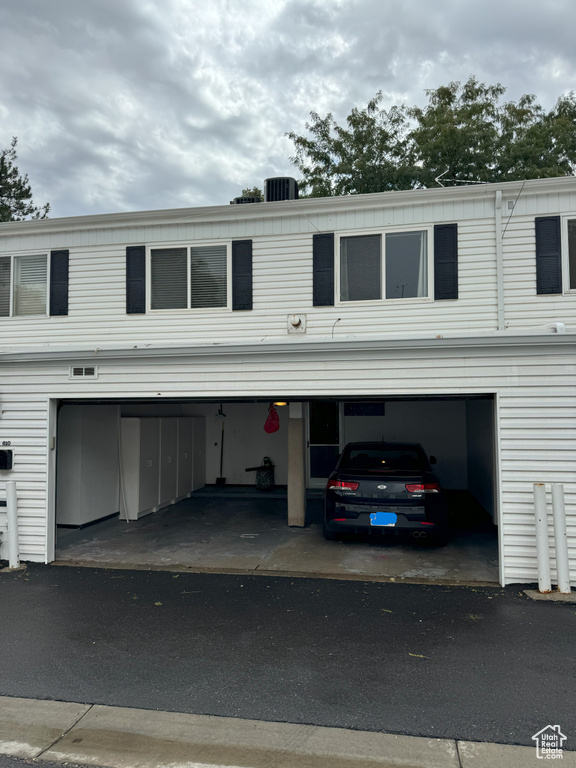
(273, 401), (287, 406)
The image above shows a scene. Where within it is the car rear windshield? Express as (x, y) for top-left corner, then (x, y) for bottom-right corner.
(341, 447), (424, 471)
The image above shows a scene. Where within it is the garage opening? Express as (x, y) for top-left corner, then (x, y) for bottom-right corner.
(53, 395), (499, 583)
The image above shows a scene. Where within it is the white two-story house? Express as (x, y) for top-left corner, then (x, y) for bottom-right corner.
(0, 175), (575, 587)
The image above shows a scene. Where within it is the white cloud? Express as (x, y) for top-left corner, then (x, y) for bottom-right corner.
(1, 0), (575, 216)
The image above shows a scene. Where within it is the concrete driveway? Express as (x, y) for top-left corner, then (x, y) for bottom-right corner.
(55, 488), (499, 584)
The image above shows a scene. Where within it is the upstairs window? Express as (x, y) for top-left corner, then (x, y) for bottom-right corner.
(535, 216), (576, 294)
(338, 229), (429, 302)
(0, 254), (48, 316)
(340, 235), (380, 301)
(150, 244), (228, 310)
(568, 219), (576, 290)
(385, 231), (428, 299)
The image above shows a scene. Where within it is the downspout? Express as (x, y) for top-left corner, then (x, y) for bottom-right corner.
(495, 190), (504, 330)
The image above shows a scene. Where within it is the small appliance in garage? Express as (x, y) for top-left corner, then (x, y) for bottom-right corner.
(245, 456), (275, 491)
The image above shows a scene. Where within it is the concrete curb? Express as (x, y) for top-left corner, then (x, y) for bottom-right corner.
(1, 695), (575, 768)
(51, 559), (501, 587)
(524, 589), (576, 603)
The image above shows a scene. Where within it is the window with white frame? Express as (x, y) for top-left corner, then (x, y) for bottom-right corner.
(0, 254), (48, 316)
(150, 244), (228, 310)
(339, 230), (429, 302)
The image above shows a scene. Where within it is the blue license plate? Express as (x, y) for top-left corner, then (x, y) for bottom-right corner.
(370, 512), (397, 527)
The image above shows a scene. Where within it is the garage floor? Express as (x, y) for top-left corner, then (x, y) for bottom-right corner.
(55, 487), (499, 584)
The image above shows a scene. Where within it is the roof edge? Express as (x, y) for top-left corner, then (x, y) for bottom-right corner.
(1, 176), (574, 236)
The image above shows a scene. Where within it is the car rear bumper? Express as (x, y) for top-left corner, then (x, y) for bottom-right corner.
(323, 511), (444, 534)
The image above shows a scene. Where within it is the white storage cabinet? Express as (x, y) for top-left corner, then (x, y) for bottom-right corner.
(56, 404), (121, 527)
(159, 417), (178, 507)
(120, 416), (205, 520)
(119, 418), (161, 521)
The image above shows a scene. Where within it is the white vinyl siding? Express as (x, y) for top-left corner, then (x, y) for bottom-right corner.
(0, 391), (51, 562)
(501, 185), (576, 329)
(1, 343), (574, 589)
(3, 180), (543, 345)
(0, 222), (498, 344)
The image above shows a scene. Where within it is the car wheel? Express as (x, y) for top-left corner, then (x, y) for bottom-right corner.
(323, 522), (340, 541)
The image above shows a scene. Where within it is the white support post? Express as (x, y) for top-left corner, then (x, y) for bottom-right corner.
(533, 483), (551, 593)
(551, 484), (571, 594)
(6, 481), (19, 569)
(287, 402), (306, 527)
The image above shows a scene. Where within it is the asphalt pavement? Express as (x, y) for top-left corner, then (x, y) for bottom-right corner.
(0, 564), (574, 751)
(0, 759), (77, 768)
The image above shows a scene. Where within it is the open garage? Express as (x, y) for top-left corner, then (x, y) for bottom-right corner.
(54, 394), (499, 584)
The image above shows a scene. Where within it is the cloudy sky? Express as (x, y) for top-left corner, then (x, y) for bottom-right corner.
(1, 0), (575, 218)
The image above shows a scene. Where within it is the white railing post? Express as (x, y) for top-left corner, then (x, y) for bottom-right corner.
(6, 481), (19, 569)
(534, 483), (551, 593)
(551, 484), (571, 594)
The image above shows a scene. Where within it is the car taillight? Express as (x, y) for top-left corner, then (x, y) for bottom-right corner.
(405, 483), (440, 493)
(327, 479), (359, 491)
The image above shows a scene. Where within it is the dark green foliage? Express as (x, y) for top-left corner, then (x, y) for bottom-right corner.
(287, 77), (576, 196)
(287, 94), (417, 197)
(0, 137), (50, 221)
(241, 186), (263, 199)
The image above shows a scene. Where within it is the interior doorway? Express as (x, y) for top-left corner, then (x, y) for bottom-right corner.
(306, 401), (340, 488)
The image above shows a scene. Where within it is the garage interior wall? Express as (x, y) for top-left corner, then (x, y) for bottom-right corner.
(466, 399), (495, 520)
(342, 400), (469, 490)
(120, 402), (289, 486)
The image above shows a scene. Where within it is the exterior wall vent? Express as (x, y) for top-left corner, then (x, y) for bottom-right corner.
(230, 196), (262, 205)
(69, 366), (98, 379)
(264, 177), (299, 202)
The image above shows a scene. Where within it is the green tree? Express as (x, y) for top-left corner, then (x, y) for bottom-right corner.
(0, 137), (50, 221)
(287, 94), (415, 197)
(409, 78), (576, 186)
(241, 186), (263, 200)
(287, 77), (576, 195)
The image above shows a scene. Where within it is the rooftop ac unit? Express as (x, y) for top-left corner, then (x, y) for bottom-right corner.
(230, 196), (262, 205)
(264, 177), (299, 202)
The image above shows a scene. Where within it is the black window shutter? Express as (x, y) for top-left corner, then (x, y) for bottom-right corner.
(434, 224), (458, 300)
(232, 239), (253, 310)
(313, 233), (334, 306)
(49, 250), (69, 316)
(535, 216), (562, 294)
(126, 245), (146, 313)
